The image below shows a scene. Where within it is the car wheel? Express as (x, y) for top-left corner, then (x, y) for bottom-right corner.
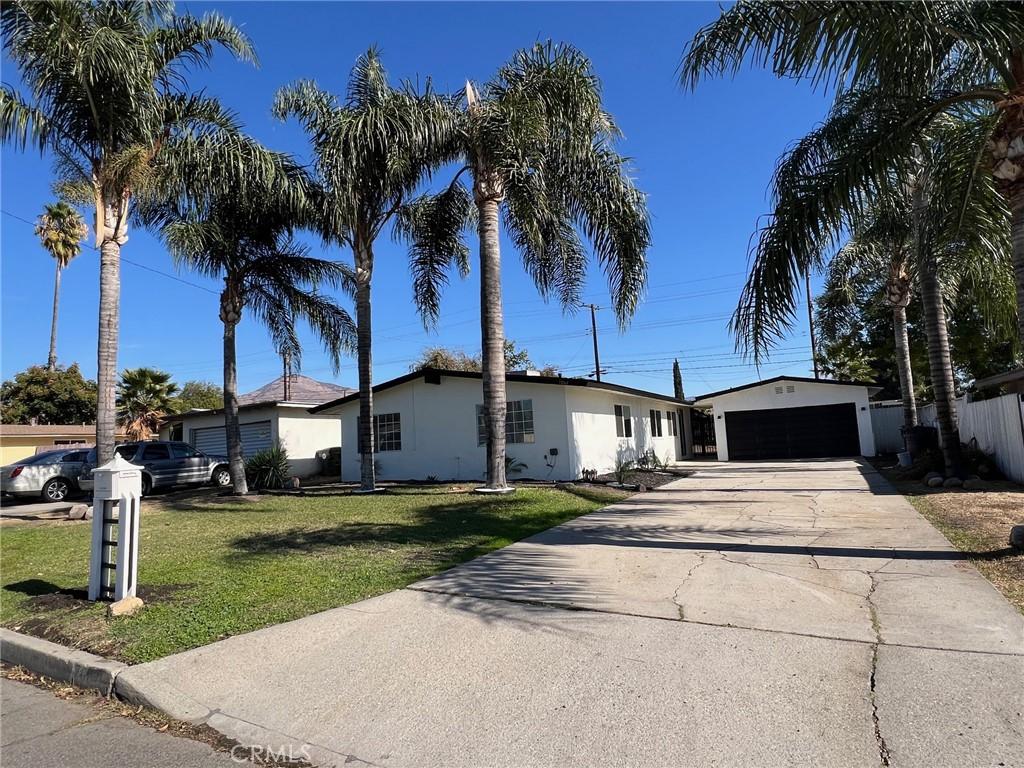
(212, 466), (232, 487)
(42, 478), (71, 502)
(141, 475), (152, 497)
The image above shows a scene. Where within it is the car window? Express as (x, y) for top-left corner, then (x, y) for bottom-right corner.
(141, 444), (171, 460)
(170, 443), (198, 459)
(22, 451), (63, 465)
(61, 451), (87, 462)
(115, 445), (138, 460)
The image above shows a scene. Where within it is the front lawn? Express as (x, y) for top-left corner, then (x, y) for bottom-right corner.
(1, 484), (622, 663)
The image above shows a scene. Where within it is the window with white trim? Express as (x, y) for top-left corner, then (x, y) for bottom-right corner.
(667, 411), (677, 437)
(614, 404), (632, 438)
(359, 413), (402, 452)
(476, 400), (535, 445)
(650, 409), (663, 437)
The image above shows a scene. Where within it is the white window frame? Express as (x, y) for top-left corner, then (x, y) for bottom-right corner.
(614, 404), (632, 438)
(666, 410), (676, 437)
(476, 400), (535, 445)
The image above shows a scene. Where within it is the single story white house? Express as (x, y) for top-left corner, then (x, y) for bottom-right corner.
(692, 376), (880, 461)
(310, 368), (694, 482)
(159, 374), (352, 478)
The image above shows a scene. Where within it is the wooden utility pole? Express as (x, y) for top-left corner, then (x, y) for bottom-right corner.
(583, 303), (602, 381)
(805, 272), (819, 379)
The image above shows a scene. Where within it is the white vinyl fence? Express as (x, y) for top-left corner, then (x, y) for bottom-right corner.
(884, 394), (1024, 483)
(870, 401), (908, 454)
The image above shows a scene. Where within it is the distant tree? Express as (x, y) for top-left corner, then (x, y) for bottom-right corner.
(35, 202), (87, 370)
(672, 359), (685, 400)
(0, 364), (97, 425)
(117, 368), (179, 441)
(410, 340), (556, 374)
(175, 380), (223, 412)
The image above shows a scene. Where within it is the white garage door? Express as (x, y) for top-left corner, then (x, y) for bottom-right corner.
(191, 420), (273, 458)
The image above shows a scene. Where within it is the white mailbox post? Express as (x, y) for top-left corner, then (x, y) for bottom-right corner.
(88, 455), (142, 602)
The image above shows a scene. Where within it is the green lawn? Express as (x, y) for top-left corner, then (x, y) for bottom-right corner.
(1, 484), (621, 663)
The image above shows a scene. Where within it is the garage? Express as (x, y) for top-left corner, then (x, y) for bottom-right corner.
(191, 420), (272, 458)
(692, 376), (879, 461)
(725, 402), (859, 460)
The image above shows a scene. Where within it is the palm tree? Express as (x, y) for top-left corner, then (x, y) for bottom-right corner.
(0, 1), (270, 464)
(35, 202), (87, 370)
(273, 49), (464, 492)
(407, 43), (650, 490)
(155, 153), (356, 494)
(117, 367), (178, 441)
(680, 0), (1024, 342)
(726, 84), (1010, 475)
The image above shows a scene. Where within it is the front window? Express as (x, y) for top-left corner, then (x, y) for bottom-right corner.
(667, 411), (677, 437)
(650, 409), (663, 437)
(476, 400), (535, 445)
(171, 443), (199, 459)
(374, 413), (402, 452)
(614, 405), (632, 438)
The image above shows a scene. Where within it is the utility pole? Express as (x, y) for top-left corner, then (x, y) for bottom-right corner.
(805, 272), (820, 379)
(583, 303), (602, 381)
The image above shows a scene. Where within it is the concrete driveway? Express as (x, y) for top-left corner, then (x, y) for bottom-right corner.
(122, 460), (1023, 768)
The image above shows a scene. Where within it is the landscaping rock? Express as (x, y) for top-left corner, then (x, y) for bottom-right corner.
(1010, 525), (1024, 551)
(942, 477), (963, 488)
(924, 471), (942, 482)
(66, 504), (89, 520)
(926, 475), (944, 488)
(107, 596), (144, 618)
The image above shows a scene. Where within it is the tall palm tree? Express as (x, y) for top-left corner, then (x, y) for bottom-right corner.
(273, 49), (464, 492)
(727, 85), (1010, 475)
(117, 367), (178, 441)
(407, 43), (650, 490)
(35, 201), (87, 370)
(680, 0), (1024, 342)
(0, 0), (272, 464)
(154, 154), (356, 494)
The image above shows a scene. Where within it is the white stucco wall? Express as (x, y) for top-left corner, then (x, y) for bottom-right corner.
(699, 380), (876, 460)
(564, 388), (685, 476)
(159, 405), (340, 478)
(334, 375), (573, 482)
(328, 375), (691, 482)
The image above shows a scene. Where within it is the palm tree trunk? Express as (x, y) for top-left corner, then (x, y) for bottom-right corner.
(891, 304), (918, 437)
(355, 243), (376, 491)
(95, 218), (121, 465)
(220, 285), (247, 494)
(477, 196), (508, 490)
(47, 263), (61, 370)
(1010, 185), (1024, 346)
(918, 259), (960, 476)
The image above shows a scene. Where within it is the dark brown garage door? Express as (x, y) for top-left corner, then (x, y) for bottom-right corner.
(725, 403), (860, 460)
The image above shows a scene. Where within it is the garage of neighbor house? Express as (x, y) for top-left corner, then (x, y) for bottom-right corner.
(692, 376), (880, 461)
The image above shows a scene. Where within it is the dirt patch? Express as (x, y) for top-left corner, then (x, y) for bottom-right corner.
(874, 461), (1024, 613)
(593, 469), (690, 490)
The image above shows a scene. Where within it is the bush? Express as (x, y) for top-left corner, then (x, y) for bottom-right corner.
(245, 442), (291, 490)
(613, 456), (635, 484)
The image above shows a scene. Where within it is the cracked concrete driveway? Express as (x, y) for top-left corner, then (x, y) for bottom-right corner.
(123, 460), (1023, 768)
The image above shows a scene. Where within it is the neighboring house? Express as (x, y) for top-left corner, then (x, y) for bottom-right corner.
(692, 376), (880, 461)
(310, 368), (694, 482)
(0, 424), (127, 465)
(159, 374), (353, 478)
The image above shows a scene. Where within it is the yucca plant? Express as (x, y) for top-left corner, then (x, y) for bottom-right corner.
(245, 442), (291, 491)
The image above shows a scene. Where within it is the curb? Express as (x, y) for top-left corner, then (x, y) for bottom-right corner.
(0, 628), (127, 695)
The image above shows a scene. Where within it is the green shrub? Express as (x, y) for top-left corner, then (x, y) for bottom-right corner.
(245, 442), (291, 490)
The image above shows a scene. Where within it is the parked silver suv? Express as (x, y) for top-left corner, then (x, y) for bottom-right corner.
(79, 441), (231, 496)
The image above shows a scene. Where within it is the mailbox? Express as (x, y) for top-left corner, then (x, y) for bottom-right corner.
(88, 455), (142, 602)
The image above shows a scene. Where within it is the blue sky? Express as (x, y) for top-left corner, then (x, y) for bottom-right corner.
(1, 1), (834, 399)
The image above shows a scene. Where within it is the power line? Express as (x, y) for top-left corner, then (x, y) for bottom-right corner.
(2, 208), (219, 294)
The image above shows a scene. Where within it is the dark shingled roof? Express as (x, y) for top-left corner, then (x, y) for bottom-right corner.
(238, 374), (354, 406)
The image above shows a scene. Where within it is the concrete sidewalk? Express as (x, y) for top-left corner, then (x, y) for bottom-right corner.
(122, 459), (1024, 767)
